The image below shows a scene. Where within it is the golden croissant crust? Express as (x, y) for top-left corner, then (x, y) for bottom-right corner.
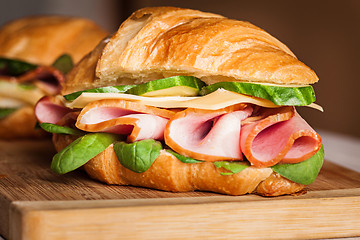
(53, 134), (305, 196)
(0, 16), (108, 65)
(0, 106), (47, 139)
(64, 7), (318, 94)
(95, 7), (318, 86)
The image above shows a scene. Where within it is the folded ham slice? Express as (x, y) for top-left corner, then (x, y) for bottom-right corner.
(76, 99), (175, 142)
(35, 96), (73, 124)
(240, 107), (322, 167)
(164, 104), (252, 161)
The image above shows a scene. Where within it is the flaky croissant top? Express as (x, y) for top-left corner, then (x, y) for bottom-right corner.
(64, 7), (318, 94)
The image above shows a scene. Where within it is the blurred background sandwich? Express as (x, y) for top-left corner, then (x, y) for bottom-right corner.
(0, 15), (108, 139)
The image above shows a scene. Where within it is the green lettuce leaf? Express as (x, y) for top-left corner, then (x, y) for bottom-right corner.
(271, 145), (324, 185)
(213, 161), (250, 175)
(51, 54), (74, 74)
(166, 149), (203, 163)
(39, 122), (83, 135)
(51, 133), (118, 174)
(113, 139), (162, 173)
(0, 58), (37, 76)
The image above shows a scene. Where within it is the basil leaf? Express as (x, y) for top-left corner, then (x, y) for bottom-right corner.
(51, 133), (118, 174)
(0, 108), (18, 119)
(51, 54), (74, 74)
(39, 123), (83, 135)
(166, 149), (203, 163)
(63, 85), (136, 101)
(271, 145), (324, 185)
(0, 58), (37, 76)
(213, 161), (250, 175)
(113, 139), (162, 173)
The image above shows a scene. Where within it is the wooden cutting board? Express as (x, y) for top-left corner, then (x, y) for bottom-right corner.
(0, 140), (360, 240)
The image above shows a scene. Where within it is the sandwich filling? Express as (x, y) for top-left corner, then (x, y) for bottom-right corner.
(0, 55), (73, 119)
(35, 76), (324, 186)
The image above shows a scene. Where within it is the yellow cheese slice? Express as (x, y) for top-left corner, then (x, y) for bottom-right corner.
(0, 80), (44, 106)
(66, 88), (323, 111)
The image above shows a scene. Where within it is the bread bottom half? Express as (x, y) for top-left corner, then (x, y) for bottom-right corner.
(0, 106), (48, 139)
(53, 134), (305, 196)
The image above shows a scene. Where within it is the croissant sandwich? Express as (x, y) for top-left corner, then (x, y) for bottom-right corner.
(35, 7), (324, 196)
(0, 15), (108, 139)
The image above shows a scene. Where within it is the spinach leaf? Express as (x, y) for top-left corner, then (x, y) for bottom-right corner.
(213, 161), (250, 175)
(51, 133), (118, 174)
(0, 108), (17, 119)
(113, 139), (162, 173)
(166, 149), (203, 163)
(271, 145), (324, 185)
(51, 54), (74, 74)
(39, 122), (83, 135)
(63, 85), (136, 101)
(0, 58), (37, 76)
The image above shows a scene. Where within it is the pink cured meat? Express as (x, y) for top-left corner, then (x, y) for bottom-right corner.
(78, 111), (168, 142)
(240, 107), (322, 167)
(34, 96), (73, 124)
(75, 99), (175, 142)
(164, 105), (253, 161)
(19, 66), (65, 95)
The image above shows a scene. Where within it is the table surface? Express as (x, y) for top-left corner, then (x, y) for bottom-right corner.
(1, 129), (359, 240)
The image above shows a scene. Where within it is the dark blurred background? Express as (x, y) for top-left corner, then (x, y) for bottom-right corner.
(1, 0), (359, 138)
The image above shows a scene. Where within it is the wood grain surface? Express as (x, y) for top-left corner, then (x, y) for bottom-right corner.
(1, 140), (360, 240)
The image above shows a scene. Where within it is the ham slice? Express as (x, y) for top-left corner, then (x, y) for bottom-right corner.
(35, 96), (73, 124)
(164, 104), (252, 161)
(240, 107), (322, 167)
(2, 66), (65, 95)
(76, 99), (175, 142)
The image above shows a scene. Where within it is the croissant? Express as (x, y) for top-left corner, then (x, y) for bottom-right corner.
(63, 6), (318, 94)
(49, 7), (322, 196)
